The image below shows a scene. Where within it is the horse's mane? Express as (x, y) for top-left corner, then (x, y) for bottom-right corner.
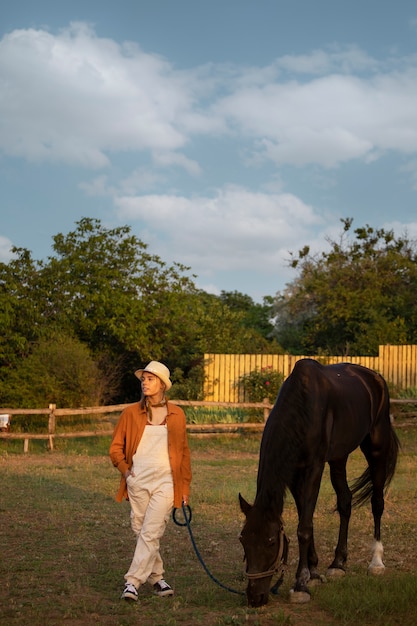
(255, 365), (313, 517)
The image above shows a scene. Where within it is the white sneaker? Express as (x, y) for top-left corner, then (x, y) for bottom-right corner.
(153, 579), (174, 597)
(121, 582), (138, 601)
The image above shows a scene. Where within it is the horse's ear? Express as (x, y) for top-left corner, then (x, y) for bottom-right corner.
(239, 492), (252, 516)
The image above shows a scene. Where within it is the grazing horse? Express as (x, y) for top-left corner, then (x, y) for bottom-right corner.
(239, 358), (400, 607)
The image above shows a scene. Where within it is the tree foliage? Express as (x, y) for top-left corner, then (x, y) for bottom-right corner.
(0, 218), (278, 404)
(0, 331), (107, 409)
(219, 290), (277, 341)
(0, 248), (46, 368)
(4, 215), (417, 404)
(273, 218), (417, 355)
(38, 218), (198, 358)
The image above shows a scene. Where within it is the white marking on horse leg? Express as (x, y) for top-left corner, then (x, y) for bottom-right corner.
(368, 540), (385, 575)
(308, 574), (327, 587)
(326, 567), (345, 578)
(289, 589), (311, 603)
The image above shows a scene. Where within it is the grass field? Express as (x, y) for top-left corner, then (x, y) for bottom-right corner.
(1, 426), (416, 625)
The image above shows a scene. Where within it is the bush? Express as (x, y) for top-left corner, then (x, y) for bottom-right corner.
(238, 366), (284, 403)
(170, 364), (204, 400)
(183, 406), (248, 424)
(389, 385), (417, 422)
(0, 331), (107, 410)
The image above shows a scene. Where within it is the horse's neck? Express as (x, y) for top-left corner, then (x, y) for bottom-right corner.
(255, 473), (285, 518)
(255, 422), (292, 517)
(256, 389), (304, 516)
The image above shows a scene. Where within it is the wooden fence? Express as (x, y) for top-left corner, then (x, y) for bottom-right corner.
(203, 345), (417, 402)
(0, 399), (271, 453)
(0, 395), (414, 453)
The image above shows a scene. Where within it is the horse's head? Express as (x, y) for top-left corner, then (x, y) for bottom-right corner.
(239, 493), (288, 607)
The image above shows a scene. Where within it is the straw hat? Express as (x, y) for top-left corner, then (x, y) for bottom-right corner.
(134, 361), (172, 391)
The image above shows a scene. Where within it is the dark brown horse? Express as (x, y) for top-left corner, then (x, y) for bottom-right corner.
(239, 359), (400, 607)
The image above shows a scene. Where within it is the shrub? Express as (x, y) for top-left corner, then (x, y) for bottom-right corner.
(0, 331), (107, 410)
(238, 366), (284, 403)
(171, 363), (204, 400)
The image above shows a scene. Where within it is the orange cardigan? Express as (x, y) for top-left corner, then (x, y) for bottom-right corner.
(109, 401), (192, 508)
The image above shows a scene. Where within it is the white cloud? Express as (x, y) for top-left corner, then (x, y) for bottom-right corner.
(0, 236), (14, 262)
(215, 68), (417, 168)
(119, 168), (167, 194)
(79, 165), (174, 197)
(79, 175), (114, 196)
(2, 23), (417, 176)
(384, 220), (417, 239)
(2, 21), (417, 300)
(0, 23), (192, 167)
(400, 159), (417, 190)
(114, 185), (326, 278)
(274, 44), (379, 75)
(151, 151), (201, 175)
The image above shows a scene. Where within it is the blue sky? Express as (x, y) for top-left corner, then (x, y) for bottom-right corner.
(1, 1), (417, 302)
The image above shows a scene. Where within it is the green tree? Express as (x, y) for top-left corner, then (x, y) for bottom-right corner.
(159, 290), (279, 399)
(0, 331), (109, 408)
(273, 218), (417, 355)
(0, 219), (200, 402)
(38, 217), (197, 357)
(219, 290), (277, 340)
(0, 248), (46, 370)
(39, 220), (283, 399)
(0, 217), (283, 403)
(38, 218), (205, 399)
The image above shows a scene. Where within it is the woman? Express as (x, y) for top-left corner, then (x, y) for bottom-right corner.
(110, 361), (192, 601)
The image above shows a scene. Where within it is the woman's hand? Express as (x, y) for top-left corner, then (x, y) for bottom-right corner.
(182, 496), (189, 506)
(124, 469), (135, 479)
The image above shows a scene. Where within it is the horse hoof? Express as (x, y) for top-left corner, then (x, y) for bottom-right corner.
(289, 589), (311, 604)
(326, 567), (345, 578)
(368, 565), (385, 576)
(308, 574), (327, 586)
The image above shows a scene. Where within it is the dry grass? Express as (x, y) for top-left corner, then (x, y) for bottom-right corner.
(0, 428), (416, 625)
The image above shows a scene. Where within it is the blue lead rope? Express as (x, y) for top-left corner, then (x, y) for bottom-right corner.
(172, 503), (245, 596)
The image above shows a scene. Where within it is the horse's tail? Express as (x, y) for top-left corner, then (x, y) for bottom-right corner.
(350, 423), (400, 508)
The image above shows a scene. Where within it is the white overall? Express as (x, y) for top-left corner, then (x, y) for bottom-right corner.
(125, 424), (174, 588)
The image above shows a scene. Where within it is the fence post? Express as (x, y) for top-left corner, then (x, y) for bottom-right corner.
(263, 398), (270, 422)
(48, 404), (56, 451)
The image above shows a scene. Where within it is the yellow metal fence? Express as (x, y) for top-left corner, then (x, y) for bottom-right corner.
(203, 345), (417, 402)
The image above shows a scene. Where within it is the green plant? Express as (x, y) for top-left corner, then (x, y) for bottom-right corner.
(171, 364), (205, 400)
(237, 366), (284, 403)
(0, 330), (106, 409)
(184, 406), (248, 424)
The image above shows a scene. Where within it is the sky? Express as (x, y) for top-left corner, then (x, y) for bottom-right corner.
(1, 1), (417, 302)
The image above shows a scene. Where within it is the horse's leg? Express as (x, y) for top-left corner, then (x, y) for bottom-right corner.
(289, 463), (325, 603)
(304, 532), (326, 588)
(327, 457), (351, 577)
(360, 437), (386, 575)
